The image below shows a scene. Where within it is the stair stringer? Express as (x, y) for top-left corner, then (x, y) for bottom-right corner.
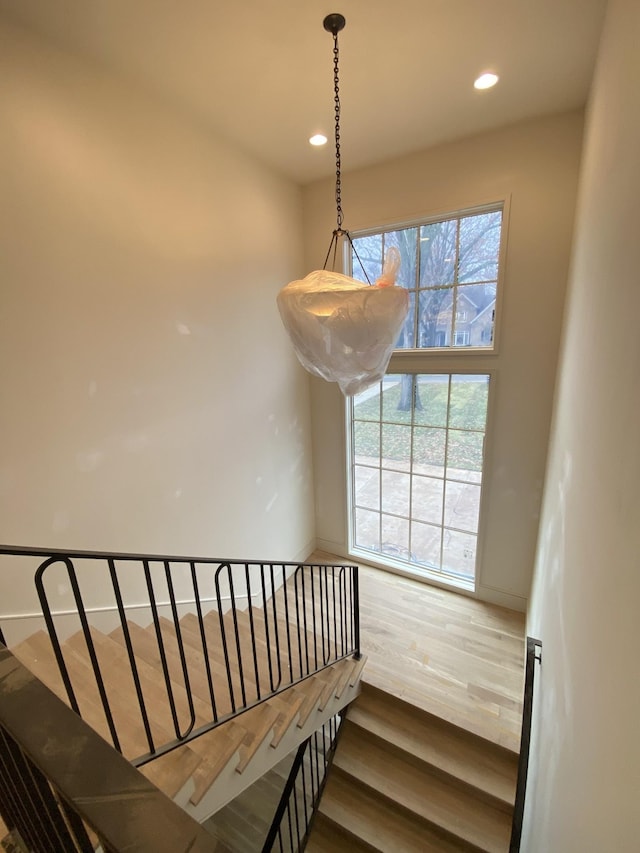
(181, 660), (364, 824)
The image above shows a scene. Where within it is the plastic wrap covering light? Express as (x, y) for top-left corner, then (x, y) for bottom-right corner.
(277, 250), (409, 396)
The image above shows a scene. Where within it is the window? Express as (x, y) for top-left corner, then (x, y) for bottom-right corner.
(347, 204), (505, 589)
(350, 374), (489, 587)
(351, 206), (503, 351)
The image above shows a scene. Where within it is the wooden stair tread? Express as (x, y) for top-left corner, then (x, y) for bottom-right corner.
(11, 631), (69, 701)
(139, 744), (202, 800)
(236, 702), (281, 773)
(335, 723), (511, 852)
(349, 683), (518, 807)
(306, 813), (379, 853)
(318, 658), (355, 710)
(268, 689), (305, 748)
(171, 612), (262, 709)
(189, 722), (247, 805)
(165, 613), (248, 716)
(320, 768), (479, 853)
(296, 675), (329, 727)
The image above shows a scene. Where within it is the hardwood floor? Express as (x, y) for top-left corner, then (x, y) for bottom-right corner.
(312, 551), (525, 753)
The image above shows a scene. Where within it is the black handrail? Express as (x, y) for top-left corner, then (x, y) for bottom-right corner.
(0, 545), (360, 769)
(510, 636), (542, 852)
(0, 643), (218, 852)
(261, 713), (344, 853)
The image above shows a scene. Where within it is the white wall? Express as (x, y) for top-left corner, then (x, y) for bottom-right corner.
(303, 112), (583, 609)
(524, 0), (640, 849)
(0, 18), (315, 623)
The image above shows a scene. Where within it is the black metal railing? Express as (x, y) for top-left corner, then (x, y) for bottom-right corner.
(262, 713), (344, 853)
(0, 643), (218, 852)
(509, 636), (542, 853)
(0, 546), (360, 768)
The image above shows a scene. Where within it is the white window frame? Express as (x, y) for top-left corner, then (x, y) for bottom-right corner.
(344, 200), (508, 593)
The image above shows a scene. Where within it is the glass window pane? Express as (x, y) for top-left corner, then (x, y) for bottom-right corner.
(418, 287), (453, 348)
(458, 211), (502, 284)
(414, 375), (449, 428)
(382, 375), (411, 423)
(420, 219), (457, 287)
(384, 374), (420, 422)
(352, 233), (382, 283)
(395, 290), (416, 349)
(411, 475), (444, 525)
(353, 385), (381, 422)
(381, 515), (410, 559)
(444, 481), (481, 533)
(381, 423), (412, 471)
(355, 508), (379, 551)
(442, 529), (477, 579)
(381, 470), (410, 516)
(446, 430), (484, 480)
(454, 284), (496, 348)
(413, 426), (446, 473)
(354, 465), (379, 511)
(352, 206), (502, 353)
(385, 228), (417, 289)
(448, 375), (489, 430)
(410, 521), (441, 570)
(353, 420), (379, 462)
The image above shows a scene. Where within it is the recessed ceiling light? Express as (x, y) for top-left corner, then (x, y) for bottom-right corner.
(474, 72), (499, 90)
(309, 133), (328, 146)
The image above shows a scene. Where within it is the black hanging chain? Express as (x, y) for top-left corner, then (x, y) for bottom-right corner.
(320, 14), (370, 283)
(332, 30), (343, 232)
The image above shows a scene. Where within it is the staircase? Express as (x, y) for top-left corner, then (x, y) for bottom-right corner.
(307, 682), (518, 853)
(10, 595), (365, 824)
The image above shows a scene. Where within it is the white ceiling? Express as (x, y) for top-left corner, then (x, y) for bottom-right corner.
(0, 0), (607, 184)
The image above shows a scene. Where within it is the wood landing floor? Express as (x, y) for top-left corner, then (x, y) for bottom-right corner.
(312, 551), (526, 754)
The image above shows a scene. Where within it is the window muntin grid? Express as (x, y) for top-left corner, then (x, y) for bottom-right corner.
(350, 374), (490, 584)
(351, 207), (503, 350)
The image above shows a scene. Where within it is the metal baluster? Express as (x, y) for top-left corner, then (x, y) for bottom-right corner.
(34, 558), (80, 716)
(337, 567), (346, 657)
(227, 568), (247, 708)
(66, 558), (122, 753)
(281, 566), (294, 683)
(349, 565), (355, 652)
(353, 565), (361, 659)
(291, 783), (301, 851)
(300, 742), (309, 840)
(286, 800), (294, 853)
(164, 561), (195, 738)
(215, 564), (237, 714)
(268, 563), (283, 690)
(331, 566), (338, 662)
(143, 560), (182, 740)
(310, 566), (319, 671)
(0, 729), (38, 851)
(293, 568), (304, 679)
(246, 563), (262, 700)
(300, 568), (310, 676)
(59, 798), (94, 853)
(1, 729), (66, 852)
(313, 730), (321, 793)
(190, 561), (218, 721)
(323, 566), (331, 664)
(108, 559), (155, 754)
(318, 567), (326, 665)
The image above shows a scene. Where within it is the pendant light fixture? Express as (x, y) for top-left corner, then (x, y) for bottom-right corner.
(277, 13), (409, 397)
